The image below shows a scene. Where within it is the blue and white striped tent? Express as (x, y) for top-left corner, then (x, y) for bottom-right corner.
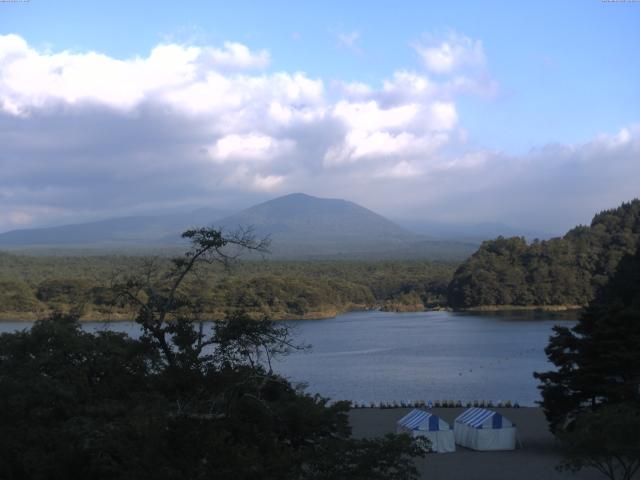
(396, 409), (455, 453)
(454, 408), (516, 451)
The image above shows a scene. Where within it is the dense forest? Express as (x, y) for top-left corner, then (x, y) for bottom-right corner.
(448, 200), (640, 308)
(0, 255), (456, 320)
(3, 199), (639, 319)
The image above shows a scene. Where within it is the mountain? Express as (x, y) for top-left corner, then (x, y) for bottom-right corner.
(208, 193), (476, 259)
(0, 208), (229, 247)
(0, 193), (478, 259)
(217, 192), (409, 238)
(448, 199), (640, 308)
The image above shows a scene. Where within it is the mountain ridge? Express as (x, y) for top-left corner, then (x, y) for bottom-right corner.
(0, 193), (476, 259)
(215, 192), (412, 238)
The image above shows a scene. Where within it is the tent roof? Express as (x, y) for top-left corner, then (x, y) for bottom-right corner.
(397, 409), (448, 431)
(455, 408), (512, 429)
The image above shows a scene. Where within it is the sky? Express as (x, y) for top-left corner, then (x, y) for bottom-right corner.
(0, 0), (639, 234)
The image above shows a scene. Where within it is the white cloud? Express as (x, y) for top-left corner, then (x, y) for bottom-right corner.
(324, 130), (449, 166)
(414, 31), (486, 74)
(339, 80), (373, 98)
(324, 131), (414, 165)
(253, 174), (285, 191)
(332, 100), (420, 131)
(593, 127), (632, 149)
(0, 36), (276, 116)
(206, 42), (270, 70)
(323, 97), (456, 165)
(211, 133), (294, 161)
(375, 160), (422, 179)
(0, 34), (636, 234)
(222, 166), (286, 192)
(382, 71), (433, 98)
(428, 102), (457, 131)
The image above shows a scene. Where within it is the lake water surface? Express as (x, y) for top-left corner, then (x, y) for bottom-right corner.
(0, 310), (577, 406)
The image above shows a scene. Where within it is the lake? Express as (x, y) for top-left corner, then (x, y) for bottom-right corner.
(0, 310), (577, 406)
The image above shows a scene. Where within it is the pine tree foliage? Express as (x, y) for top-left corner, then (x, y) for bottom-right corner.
(449, 200), (640, 308)
(534, 244), (640, 432)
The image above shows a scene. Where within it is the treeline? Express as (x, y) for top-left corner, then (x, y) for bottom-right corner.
(8, 199), (638, 317)
(448, 199), (640, 308)
(0, 256), (457, 320)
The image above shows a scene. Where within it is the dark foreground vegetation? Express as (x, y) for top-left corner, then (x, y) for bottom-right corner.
(449, 199), (640, 308)
(0, 254), (456, 320)
(0, 228), (428, 479)
(535, 244), (640, 480)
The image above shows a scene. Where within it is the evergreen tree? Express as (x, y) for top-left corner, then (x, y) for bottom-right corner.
(449, 199), (640, 308)
(534, 244), (640, 432)
(556, 403), (640, 480)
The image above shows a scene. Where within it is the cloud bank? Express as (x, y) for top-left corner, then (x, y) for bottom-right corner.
(0, 33), (638, 233)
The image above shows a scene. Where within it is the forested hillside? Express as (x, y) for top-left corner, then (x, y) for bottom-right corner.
(448, 200), (640, 308)
(0, 255), (456, 320)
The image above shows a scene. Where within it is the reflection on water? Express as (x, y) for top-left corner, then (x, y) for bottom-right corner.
(0, 310), (578, 406)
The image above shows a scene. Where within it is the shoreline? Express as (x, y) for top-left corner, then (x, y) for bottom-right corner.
(0, 303), (583, 322)
(459, 304), (583, 312)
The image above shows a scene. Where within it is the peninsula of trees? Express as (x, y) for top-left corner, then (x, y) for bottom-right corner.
(448, 200), (640, 309)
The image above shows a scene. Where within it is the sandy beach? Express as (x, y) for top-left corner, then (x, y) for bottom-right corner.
(349, 407), (603, 480)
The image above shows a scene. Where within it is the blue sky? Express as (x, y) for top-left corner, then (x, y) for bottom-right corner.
(0, 0), (639, 232)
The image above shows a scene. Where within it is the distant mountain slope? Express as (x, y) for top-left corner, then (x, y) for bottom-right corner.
(218, 193), (409, 238)
(206, 193), (476, 259)
(394, 218), (555, 242)
(0, 193), (478, 260)
(448, 199), (640, 308)
(0, 208), (228, 246)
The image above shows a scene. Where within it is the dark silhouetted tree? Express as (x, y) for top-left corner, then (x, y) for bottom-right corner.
(0, 227), (428, 480)
(535, 244), (640, 431)
(557, 403), (640, 480)
(535, 245), (640, 479)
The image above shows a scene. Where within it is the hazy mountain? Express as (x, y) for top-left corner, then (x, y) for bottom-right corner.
(218, 193), (408, 236)
(206, 193), (477, 259)
(0, 208), (229, 247)
(0, 193), (478, 259)
(394, 218), (556, 242)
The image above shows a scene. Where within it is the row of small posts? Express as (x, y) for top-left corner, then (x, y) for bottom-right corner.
(350, 399), (521, 409)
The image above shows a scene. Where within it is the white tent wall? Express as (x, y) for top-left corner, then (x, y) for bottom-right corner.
(396, 409), (455, 453)
(453, 408), (517, 451)
(454, 423), (516, 451)
(410, 429), (456, 453)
